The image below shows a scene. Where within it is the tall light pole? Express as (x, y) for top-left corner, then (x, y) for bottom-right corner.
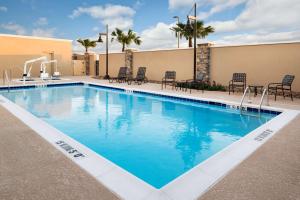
(98, 24), (110, 79)
(173, 16), (180, 48)
(187, 3), (197, 81)
(193, 3), (197, 81)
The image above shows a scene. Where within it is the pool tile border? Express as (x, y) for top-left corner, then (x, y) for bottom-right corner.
(0, 82), (281, 115)
(86, 83), (281, 115)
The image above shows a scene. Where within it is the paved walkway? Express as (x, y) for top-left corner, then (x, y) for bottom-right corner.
(0, 77), (299, 200)
(0, 105), (119, 200)
(199, 115), (300, 200)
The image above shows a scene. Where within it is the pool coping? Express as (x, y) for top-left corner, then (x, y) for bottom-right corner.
(0, 81), (299, 200)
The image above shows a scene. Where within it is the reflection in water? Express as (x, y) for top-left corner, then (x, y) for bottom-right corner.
(0, 85), (275, 188)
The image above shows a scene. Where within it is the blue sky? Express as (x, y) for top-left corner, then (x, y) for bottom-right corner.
(1, 0), (300, 52)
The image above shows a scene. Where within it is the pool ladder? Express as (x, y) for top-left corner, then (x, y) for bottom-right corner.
(259, 88), (269, 112)
(239, 86), (251, 111)
(240, 87), (269, 113)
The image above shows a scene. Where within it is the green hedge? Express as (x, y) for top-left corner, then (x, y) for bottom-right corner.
(176, 82), (226, 91)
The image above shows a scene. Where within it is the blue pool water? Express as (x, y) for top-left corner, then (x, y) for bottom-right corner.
(1, 85), (276, 188)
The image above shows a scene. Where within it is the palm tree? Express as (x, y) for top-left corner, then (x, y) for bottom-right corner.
(171, 20), (214, 47)
(77, 39), (98, 53)
(77, 39), (99, 75)
(111, 28), (142, 52)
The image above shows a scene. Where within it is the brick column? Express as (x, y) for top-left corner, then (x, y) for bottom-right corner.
(196, 43), (213, 82)
(84, 52), (90, 76)
(125, 49), (134, 77)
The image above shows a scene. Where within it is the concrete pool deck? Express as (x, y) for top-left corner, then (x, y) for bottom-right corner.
(0, 76), (299, 200)
(0, 104), (119, 200)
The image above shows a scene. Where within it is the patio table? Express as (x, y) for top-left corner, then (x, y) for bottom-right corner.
(175, 80), (188, 92)
(248, 85), (264, 97)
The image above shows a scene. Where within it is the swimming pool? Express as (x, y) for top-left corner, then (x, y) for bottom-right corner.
(0, 83), (277, 189)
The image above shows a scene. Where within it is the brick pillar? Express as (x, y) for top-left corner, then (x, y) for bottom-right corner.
(84, 52), (90, 76)
(125, 49), (134, 77)
(196, 43), (213, 81)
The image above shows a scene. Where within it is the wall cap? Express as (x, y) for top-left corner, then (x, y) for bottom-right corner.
(0, 33), (72, 42)
(128, 47), (193, 53)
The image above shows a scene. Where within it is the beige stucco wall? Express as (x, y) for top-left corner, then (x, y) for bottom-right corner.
(94, 42), (300, 92)
(73, 60), (85, 76)
(133, 49), (193, 81)
(0, 34), (73, 78)
(210, 42), (300, 92)
(99, 53), (125, 77)
(97, 49), (193, 80)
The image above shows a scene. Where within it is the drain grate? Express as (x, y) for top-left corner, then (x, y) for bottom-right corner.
(254, 129), (274, 141)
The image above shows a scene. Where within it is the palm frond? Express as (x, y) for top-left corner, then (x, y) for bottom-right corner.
(170, 20), (215, 46)
(110, 28), (142, 51)
(77, 38), (97, 52)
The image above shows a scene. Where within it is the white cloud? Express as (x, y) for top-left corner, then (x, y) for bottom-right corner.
(73, 22), (179, 53)
(32, 28), (55, 37)
(92, 26), (99, 32)
(102, 16), (133, 30)
(138, 22), (178, 50)
(73, 0), (300, 52)
(1, 22), (26, 35)
(133, 0), (144, 9)
(69, 4), (135, 30)
(1, 20), (56, 38)
(214, 30), (300, 45)
(0, 6), (7, 12)
(73, 33), (121, 53)
(198, 0), (247, 19)
(35, 17), (48, 26)
(168, 0), (196, 10)
(209, 0), (300, 33)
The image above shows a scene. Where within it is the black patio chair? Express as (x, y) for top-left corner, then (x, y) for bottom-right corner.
(268, 75), (295, 101)
(109, 67), (129, 83)
(162, 71), (176, 90)
(128, 67), (147, 85)
(228, 73), (247, 94)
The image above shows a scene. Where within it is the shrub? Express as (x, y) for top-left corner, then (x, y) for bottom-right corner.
(176, 81), (226, 91)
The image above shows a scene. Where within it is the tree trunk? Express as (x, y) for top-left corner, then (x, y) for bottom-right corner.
(122, 43), (125, 52)
(188, 37), (193, 47)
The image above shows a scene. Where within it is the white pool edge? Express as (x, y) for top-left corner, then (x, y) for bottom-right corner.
(0, 81), (298, 200)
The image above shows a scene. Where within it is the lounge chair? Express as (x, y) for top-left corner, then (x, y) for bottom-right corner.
(162, 71), (176, 90)
(268, 75), (295, 101)
(109, 67), (128, 83)
(228, 73), (247, 94)
(127, 67), (147, 85)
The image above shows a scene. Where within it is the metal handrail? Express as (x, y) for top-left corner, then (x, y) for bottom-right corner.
(239, 86), (250, 111)
(259, 88), (269, 112)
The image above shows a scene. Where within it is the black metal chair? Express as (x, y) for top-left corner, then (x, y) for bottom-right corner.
(109, 67), (128, 83)
(162, 71), (176, 90)
(127, 67), (147, 85)
(228, 73), (247, 94)
(268, 75), (295, 101)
